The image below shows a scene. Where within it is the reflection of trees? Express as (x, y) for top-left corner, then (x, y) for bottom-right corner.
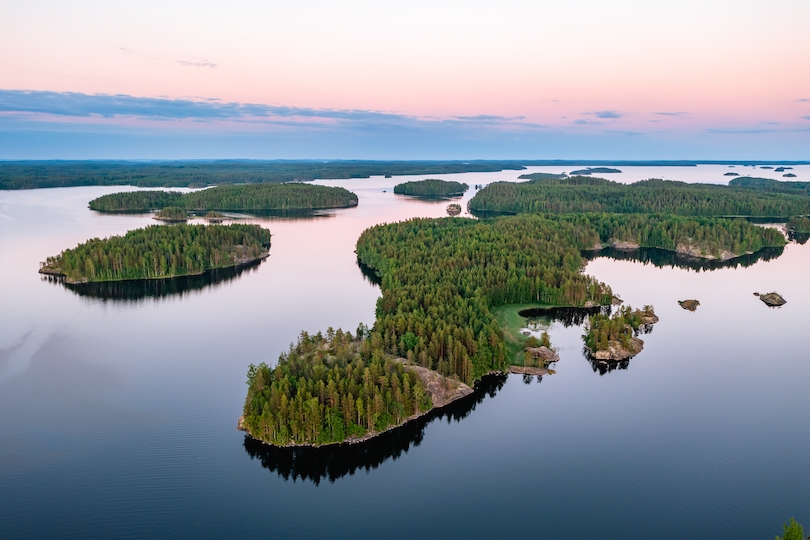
(356, 258), (382, 286)
(242, 375), (506, 485)
(585, 349), (631, 376)
(42, 259), (264, 302)
(519, 306), (608, 328)
(788, 231), (809, 245)
(583, 246), (784, 272)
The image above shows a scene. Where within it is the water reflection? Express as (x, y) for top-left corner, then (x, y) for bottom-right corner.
(584, 246), (784, 272)
(788, 231), (809, 245)
(243, 375), (506, 485)
(42, 259), (264, 302)
(356, 258), (382, 286)
(518, 306), (608, 328)
(586, 352), (631, 376)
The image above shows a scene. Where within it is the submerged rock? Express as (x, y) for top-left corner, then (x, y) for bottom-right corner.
(678, 299), (700, 311)
(758, 292), (786, 307)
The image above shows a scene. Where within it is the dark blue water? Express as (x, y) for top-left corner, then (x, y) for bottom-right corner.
(1, 171), (809, 539)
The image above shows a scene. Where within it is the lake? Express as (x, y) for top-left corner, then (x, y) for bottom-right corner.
(1, 165), (809, 539)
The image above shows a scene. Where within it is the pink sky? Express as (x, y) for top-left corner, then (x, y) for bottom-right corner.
(1, 0), (809, 158)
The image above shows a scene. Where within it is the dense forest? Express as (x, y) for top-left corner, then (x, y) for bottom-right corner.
(729, 176), (810, 197)
(0, 161), (527, 190)
(393, 179), (469, 197)
(242, 329), (433, 446)
(583, 305), (656, 355)
(89, 183), (358, 213)
(354, 213), (781, 385)
(468, 177), (810, 217)
(787, 215), (810, 233)
(40, 224), (271, 283)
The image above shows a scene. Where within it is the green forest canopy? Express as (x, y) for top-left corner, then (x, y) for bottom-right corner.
(584, 305), (655, 354)
(242, 328), (433, 446)
(88, 183), (358, 212)
(393, 179), (469, 197)
(354, 213), (784, 385)
(468, 177), (810, 218)
(40, 223), (271, 284)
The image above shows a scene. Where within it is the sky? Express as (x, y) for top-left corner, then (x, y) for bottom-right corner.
(1, 0), (809, 160)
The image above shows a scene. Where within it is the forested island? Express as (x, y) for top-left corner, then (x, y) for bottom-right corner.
(569, 167), (622, 175)
(468, 176), (810, 217)
(153, 206), (189, 222)
(584, 305), (658, 361)
(393, 179), (469, 197)
(40, 224), (271, 283)
(89, 183), (358, 213)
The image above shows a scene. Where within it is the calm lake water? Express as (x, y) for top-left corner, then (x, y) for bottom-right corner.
(1, 166), (809, 539)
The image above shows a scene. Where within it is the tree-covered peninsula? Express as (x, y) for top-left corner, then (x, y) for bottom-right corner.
(728, 176), (810, 197)
(393, 179), (469, 197)
(40, 224), (271, 284)
(153, 206), (189, 222)
(89, 183), (358, 213)
(242, 329), (449, 446)
(468, 176), (810, 218)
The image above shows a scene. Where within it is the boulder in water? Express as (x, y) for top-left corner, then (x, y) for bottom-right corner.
(757, 292), (786, 307)
(678, 299), (700, 311)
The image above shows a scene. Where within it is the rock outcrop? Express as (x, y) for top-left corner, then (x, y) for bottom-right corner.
(591, 336), (644, 361)
(756, 292), (786, 307)
(525, 346), (560, 363)
(678, 299), (700, 311)
(396, 361), (473, 408)
(611, 240), (640, 250)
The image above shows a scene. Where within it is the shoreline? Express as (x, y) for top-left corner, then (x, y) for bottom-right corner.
(40, 251), (269, 285)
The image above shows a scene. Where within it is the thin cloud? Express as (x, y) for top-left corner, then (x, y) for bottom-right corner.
(654, 111), (689, 117)
(798, 98), (810, 102)
(452, 114), (526, 122)
(802, 115), (810, 120)
(592, 110), (623, 119)
(177, 59), (217, 68)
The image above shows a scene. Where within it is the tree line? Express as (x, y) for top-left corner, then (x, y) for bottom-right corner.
(468, 177), (810, 217)
(393, 179), (469, 197)
(729, 176), (810, 197)
(40, 224), (271, 283)
(242, 328), (433, 446)
(89, 183), (358, 212)
(786, 215), (810, 233)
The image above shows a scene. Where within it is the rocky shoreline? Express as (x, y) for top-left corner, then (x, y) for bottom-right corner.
(239, 358), (475, 448)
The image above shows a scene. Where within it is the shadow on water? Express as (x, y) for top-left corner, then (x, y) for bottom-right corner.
(395, 194), (465, 203)
(583, 246), (784, 272)
(242, 374), (507, 485)
(42, 259), (265, 302)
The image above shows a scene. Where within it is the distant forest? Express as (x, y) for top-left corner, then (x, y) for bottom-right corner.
(89, 183), (358, 212)
(40, 224), (271, 283)
(393, 179), (469, 197)
(468, 176), (810, 218)
(0, 161), (525, 190)
(4, 160), (808, 190)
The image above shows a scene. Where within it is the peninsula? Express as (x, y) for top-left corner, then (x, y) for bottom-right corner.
(89, 183), (358, 213)
(584, 305), (659, 361)
(40, 223), (271, 284)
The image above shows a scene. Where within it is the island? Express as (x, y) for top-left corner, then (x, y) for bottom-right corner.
(784, 173), (797, 178)
(584, 306), (658, 361)
(569, 167), (622, 175)
(89, 183), (358, 213)
(40, 223), (271, 284)
(517, 172), (568, 180)
(724, 172), (739, 176)
(153, 206), (189, 222)
(393, 179), (469, 197)
(679, 299), (700, 311)
(446, 203), (462, 216)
